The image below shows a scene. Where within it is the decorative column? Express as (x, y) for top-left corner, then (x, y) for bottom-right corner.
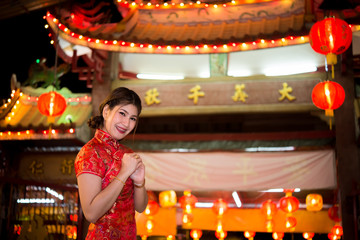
(91, 51), (119, 117)
(334, 50), (360, 240)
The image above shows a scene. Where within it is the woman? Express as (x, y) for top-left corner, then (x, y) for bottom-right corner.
(74, 87), (148, 239)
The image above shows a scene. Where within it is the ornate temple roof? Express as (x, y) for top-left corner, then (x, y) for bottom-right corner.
(47, 0), (310, 54)
(0, 76), (92, 143)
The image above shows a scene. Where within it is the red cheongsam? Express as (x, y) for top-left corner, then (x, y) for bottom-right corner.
(75, 129), (136, 240)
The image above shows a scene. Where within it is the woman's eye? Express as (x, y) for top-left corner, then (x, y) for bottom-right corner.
(119, 111), (126, 116)
(130, 117), (137, 122)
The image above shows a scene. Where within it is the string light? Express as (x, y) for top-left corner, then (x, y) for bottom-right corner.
(45, 12), (311, 55)
(116, 0), (285, 10)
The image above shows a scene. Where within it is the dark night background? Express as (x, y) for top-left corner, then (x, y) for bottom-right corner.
(0, 9), (89, 100)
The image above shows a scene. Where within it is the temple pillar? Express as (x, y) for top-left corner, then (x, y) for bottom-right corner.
(91, 51), (119, 117)
(335, 52), (360, 240)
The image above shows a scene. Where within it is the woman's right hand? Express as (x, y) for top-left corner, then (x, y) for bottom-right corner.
(119, 153), (142, 178)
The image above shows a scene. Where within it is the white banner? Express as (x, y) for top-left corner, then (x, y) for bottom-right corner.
(140, 149), (336, 191)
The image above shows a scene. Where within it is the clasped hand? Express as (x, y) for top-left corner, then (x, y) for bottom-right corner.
(121, 153), (145, 184)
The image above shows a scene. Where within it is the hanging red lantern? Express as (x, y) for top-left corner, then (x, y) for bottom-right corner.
(328, 233), (340, 240)
(279, 191), (299, 214)
(309, 16), (352, 65)
(159, 190), (177, 208)
(261, 200), (277, 219)
(285, 216), (297, 229)
(265, 219), (274, 232)
(212, 198), (229, 216)
(303, 232), (315, 239)
(244, 231), (256, 239)
(144, 200), (160, 216)
(215, 230), (227, 240)
(328, 204), (341, 222)
(306, 194), (323, 211)
(37, 91), (67, 123)
(146, 219), (154, 233)
(182, 212), (194, 225)
(331, 225), (343, 236)
(311, 80), (345, 118)
(273, 232), (284, 240)
(190, 229), (202, 239)
(179, 190), (198, 213)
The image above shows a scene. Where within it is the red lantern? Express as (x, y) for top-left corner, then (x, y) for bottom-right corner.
(244, 231), (256, 239)
(328, 204), (341, 222)
(309, 17), (352, 65)
(182, 212), (194, 225)
(261, 200), (277, 219)
(144, 200), (159, 216)
(328, 233), (339, 240)
(285, 216), (297, 229)
(312, 80), (345, 117)
(279, 194), (299, 214)
(215, 230), (227, 239)
(146, 219), (154, 233)
(212, 198), (229, 216)
(331, 225), (343, 236)
(190, 229), (202, 239)
(273, 232), (284, 240)
(159, 190), (177, 208)
(303, 232), (315, 239)
(37, 91), (67, 123)
(306, 194), (323, 211)
(265, 219), (274, 232)
(179, 190), (198, 213)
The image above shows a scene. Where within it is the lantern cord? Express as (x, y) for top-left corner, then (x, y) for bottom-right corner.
(52, 25), (60, 91)
(331, 64), (335, 79)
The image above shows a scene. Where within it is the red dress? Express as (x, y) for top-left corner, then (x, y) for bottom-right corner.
(75, 129), (136, 240)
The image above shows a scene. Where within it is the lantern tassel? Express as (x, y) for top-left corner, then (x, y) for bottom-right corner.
(48, 124), (52, 139)
(325, 109), (334, 130)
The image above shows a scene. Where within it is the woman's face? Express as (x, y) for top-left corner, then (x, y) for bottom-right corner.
(102, 103), (139, 140)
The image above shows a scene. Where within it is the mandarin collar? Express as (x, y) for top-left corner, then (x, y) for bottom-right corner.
(95, 129), (121, 149)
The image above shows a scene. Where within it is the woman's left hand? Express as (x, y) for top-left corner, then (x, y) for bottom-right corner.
(130, 154), (145, 185)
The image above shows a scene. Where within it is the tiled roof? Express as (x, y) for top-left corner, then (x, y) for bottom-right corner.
(0, 83), (92, 142)
(125, 12), (305, 44)
(50, 0), (307, 49)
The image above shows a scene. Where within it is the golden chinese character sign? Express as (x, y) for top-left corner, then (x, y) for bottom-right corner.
(18, 153), (77, 184)
(113, 73), (324, 116)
